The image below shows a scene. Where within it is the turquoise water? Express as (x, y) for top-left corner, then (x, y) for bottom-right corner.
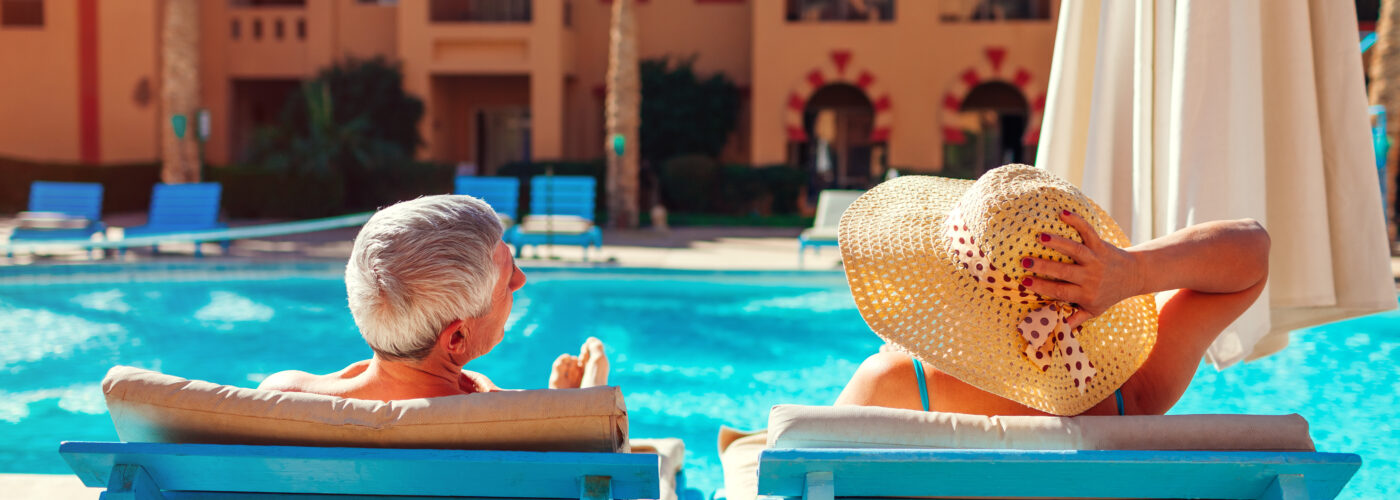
(0, 266), (1394, 497)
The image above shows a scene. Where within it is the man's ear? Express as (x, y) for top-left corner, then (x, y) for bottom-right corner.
(438, 319), (468, 354)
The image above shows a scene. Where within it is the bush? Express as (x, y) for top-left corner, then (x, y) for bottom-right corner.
(640, 57), (740, 169)
(211, 161), (452, 219)
(655, 158), (805, 216)
(237, 57), (428, 217)
(0, 156), (160, 215)
(658, 154), (721, 212)
(756, 164), (806, 214)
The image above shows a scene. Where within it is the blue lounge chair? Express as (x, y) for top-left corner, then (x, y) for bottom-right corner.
(797, 190), (862, 267)
(7, 181), (107, 258)
(505, 175), (603, 260)
(121, 182), (229, 257)
(757, 448), (1360, 500)
(61, 441), (659, 499)
(455, 175), (522, 227)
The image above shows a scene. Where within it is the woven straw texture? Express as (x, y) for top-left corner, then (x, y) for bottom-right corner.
(838, 165), (1157, 415)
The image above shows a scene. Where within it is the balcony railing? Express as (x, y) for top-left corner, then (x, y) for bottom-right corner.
(938, 0), (1053, 22)
(431, 0), (532, 23)
(786, 0), (895, 22)
(229, 8), (307, 43)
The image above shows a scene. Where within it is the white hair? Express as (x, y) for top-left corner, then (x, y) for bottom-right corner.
(345, 195), (504, 360)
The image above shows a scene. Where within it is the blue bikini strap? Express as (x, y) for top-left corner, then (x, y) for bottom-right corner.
(911, 356), (931, 412)
(1115, 388), (1126, 416)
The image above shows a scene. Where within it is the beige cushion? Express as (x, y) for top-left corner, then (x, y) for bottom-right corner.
(631, 438), (685, 500)
(103, 366), (629, 452)
(718, 427), (768, 500)
(520, 215), (593, 235)
(768, 404), (1315, 452)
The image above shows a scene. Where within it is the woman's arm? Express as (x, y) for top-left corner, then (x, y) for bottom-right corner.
(1024, 213), (1270, 414)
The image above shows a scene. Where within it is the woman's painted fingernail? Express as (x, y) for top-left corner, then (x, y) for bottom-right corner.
(1039, 233), (1051, 242)
(1022, 258), (1033, 268)
(1062, 209), (1072, 216)
(1022, 277), (1033, 286)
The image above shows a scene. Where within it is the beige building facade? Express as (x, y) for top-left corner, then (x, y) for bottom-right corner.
(0, 0), (1059, 184)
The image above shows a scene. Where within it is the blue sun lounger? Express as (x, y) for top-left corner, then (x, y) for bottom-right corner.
(61, 441), (660, 499)
(455, 176), (521, 227)
(120, 183), (229, 257)
(7, 181), (107, 257)
(757, 448), (1360, 500)
(504, 175), (603, 260)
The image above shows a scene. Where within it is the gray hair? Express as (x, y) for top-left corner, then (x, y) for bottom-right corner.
(345, 195), (504, 360)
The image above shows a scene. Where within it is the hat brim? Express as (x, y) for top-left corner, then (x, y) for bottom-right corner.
(837, 175), (1157, 416)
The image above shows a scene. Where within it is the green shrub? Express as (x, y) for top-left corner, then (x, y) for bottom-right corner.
(0, 156), (160, 215)
(640, 57), (740, 170)
(211, 161), (452, 219)
(237, 57), (428, 217)
(658, 154), (721, 212)
(756, 164), (806, 214)
(716, 164), (767, 215)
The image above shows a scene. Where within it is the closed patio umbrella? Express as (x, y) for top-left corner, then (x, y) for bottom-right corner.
(1036, 0), (1395, 368)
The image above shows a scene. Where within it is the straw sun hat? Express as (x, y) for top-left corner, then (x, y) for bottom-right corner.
(838, 164), (1157, 416)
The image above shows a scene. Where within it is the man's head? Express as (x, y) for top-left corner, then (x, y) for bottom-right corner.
(345, 195), (523, 361)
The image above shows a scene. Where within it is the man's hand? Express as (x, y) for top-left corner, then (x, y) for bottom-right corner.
(548, 337), (610, 389)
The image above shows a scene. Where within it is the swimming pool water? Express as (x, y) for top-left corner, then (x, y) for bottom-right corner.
(0, 266), (1395, 498)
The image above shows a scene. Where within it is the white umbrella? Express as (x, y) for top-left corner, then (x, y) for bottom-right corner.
(1037, 0), (1396, 368)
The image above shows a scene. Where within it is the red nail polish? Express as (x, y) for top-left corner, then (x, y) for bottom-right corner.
(1039, 233), (1051, 242)
(1021, 258), (1033, 268)
(1062, 209), (1071, 216)
(1022, 277), (1033, 286)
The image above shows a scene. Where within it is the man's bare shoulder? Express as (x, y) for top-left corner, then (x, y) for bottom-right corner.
(258, 360), (371, 393)
(257, 369), (316, 392)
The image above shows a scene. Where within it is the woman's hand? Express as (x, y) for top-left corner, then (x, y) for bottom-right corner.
(1021, 210), (1143, 327)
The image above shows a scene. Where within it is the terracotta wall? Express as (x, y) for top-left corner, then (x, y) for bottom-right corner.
(565, 0), (753, 162)
(0, 0), (82, 163)
(750, 1), (1057, 171)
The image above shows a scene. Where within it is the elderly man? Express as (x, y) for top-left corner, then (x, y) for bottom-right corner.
(259, 195), (608, 400)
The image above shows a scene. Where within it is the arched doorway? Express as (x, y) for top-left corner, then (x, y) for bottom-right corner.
(944, 81), (1029, 177)
(794, 83), (882, 198)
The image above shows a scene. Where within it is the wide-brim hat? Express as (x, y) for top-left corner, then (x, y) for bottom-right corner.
(838, 164), (1157, 415)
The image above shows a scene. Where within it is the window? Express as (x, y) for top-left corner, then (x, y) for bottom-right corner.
(2, 0), (44, 27)
(786, 0), (893, 22)
(230, 0), (307, 6)
(430, 0), (532, 23)
(938, 0), (1052, 22)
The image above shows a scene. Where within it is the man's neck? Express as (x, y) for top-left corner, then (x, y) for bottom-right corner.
(360, 353), (471, 399)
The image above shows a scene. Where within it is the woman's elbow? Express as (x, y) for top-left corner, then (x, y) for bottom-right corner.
(1237, 218), (1270, 285)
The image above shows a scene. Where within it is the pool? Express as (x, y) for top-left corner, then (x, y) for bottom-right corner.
(0, 263), (1395, 498)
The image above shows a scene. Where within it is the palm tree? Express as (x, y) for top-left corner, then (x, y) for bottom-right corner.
(162, 0), (201, 183)
(1369, 0), (1399, 243)
(604, 0), (640, 228)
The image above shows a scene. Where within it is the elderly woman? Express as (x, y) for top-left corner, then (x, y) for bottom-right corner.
(259, 195), (608, 400)
(833, 165), (1270, 416)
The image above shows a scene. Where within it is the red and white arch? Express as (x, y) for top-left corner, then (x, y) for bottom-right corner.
(784, 50), (893, 143)
(940, 47), (1046, 146)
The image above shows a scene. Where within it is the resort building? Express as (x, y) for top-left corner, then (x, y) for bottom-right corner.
(0, 0), (1059, 188)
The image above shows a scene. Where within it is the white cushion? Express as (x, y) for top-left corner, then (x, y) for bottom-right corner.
(520, 215), (593, 235)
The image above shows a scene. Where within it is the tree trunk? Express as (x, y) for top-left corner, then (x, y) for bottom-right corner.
(604, 0), (640, 228)
(161, 0), (201, 184)
(1369, 0), (1400, 244)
